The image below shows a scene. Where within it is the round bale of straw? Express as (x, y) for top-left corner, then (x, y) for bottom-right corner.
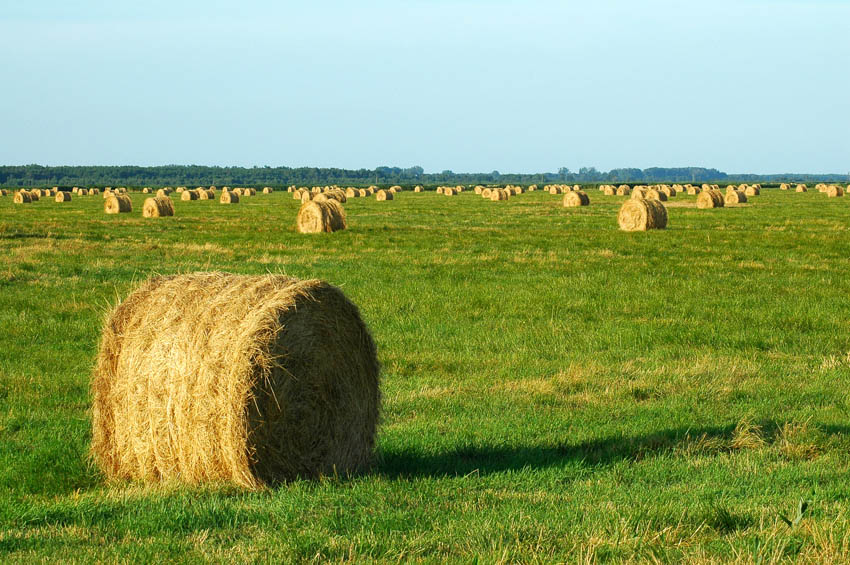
(490, 189), (509, 201)
(826, 186), (844, 197)
(14, 191), (32, 204)
(618, 198), (668, 231)
(300, 191), (313, 203)
(28, 190), (40, 201)
(444, 188), (456, 196)
(697, 189), (725, 209)
(104, 194), (132, 214)
(357, 189), (367, 197)
(88, 188), (98, 196)
(616, 186), (631, 196)
(603, 186), (616, 196)
(796, 184), (807, 193)
(263, 187), (274, 194)
(143, 196), (175, 217)
(563, 190), (590, 207)
(297, 199), (347, 233)
(220, 191), (239, 204)
(745, 186), (759, 197)
(725, 190), (747, 205)
(55, 191), (72, 203)
(481, 188), (492, 198)
(91, 272), (379, 487)
(376, 189), (393, 201)
(414, 186), (424, 192)
(645, 189), (667, 201)
(345, 188), (357, 198)
(631, 187), (648, 199)
(181, 189), (199, 201)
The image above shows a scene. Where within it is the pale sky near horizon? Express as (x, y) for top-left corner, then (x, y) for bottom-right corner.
(1, 1), (848, 174)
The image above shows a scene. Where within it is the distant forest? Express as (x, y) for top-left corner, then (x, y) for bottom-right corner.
(0, 164), (846, 187)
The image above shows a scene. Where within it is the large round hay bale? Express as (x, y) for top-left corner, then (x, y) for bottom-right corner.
(88, 188), (98, 196)
(444, 188), (456, 196)
(181, 190), (199, 201)
(490, 189), (509, 201)
(326, 190), (347, 203)
(13, 191), (32, 204)
(345, 188), (357, 198)
(104, 194), (132, 214)
(176, 187), (186, 193)
(297, 199), (347, 233)
(220, 190), (239, 204)
(796, 184), (807, 193)
(197, 189), (213, 200)
(826, 186), (844, 197)
(142, 187), (151, 194)
(55, 191), (72, 203)
(660, 186), (676, 198)
(618, 198), (668, 231)
(357, 189), (367, 197)
(300, 191), (313, 203)
(313, 193), (329, 203)
(745, 186), (759, 197)
(603, 186), (616, 196)
(780, 183), (789, 191)
(697, 189), (724, 209)
(563, 190), (590, 207)
(528, 184), (537, 191)
(414, 186), (424, 193)
(616, 186), (631, 196)
(91, 272), (379, 487)
(687, 186), (701, 195)
(263, 187), (274, 194)
(725, 190), (747, 205)
(481, 188), (492, 198)
(28, 190), (40, 201)
(631, 187), (648, 199)
(143, 196), (175, 217)
(645, 189), (667, 201)
(548, 186), (561, 195)
(376, 189), (393, 201)
(155, 188), (171, 198)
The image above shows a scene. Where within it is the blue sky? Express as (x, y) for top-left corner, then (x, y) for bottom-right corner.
(1, 1), (848, 174)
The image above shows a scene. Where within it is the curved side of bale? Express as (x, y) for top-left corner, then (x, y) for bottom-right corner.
(220, 191), (239, 204)
(345, 188), (357, 198)
(631, 187), (648, 200)
(91, 272), (380, 487)
(696, 189), (724, 209)
(181, 190), (199, 201)
(327, 190), (347, 203)
(143, 196), (175, 217)
(414, 186), (424, 193)
(826, 186), (844, 197)
(616, 186), (631, 196)
(563, 190), (590, 207)
(297, 200), (347, 233)
(357, 189), (367, 197)
(55, 191), (72, 202)
(618, 198), (668, 231)
(104, 194), (132, 214)
(300, 191), (313, 203)
(725, 190), (747, 205)
(796, 185), (807, 192)
(263, 187), (274, 194)
(28, 190), (40, 201)
(444, 188), (456, 196)
(490, 189), (509, 201)
(603, 186), (615, 196)
(376, 190), (393, 201)
(14, 191), (32, 204)
(745, 186), (759, 196)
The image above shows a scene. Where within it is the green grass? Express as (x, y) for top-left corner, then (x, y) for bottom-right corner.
(1, 188), (850, 563)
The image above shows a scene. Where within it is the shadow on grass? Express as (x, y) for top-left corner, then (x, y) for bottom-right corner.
(375, 422), (850, 479)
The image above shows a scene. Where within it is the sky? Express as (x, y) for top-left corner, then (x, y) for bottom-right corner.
(1, 0), (848, 174)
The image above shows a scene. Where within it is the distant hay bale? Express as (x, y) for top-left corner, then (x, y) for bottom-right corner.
(142, 187), (151, 194)
(390, 185), (402, 192)
(13, 191), (32, 204)
(28, 190), (40, 201)
(0, 189), (8, 196)
(326, 190), (347, 203)
(366, 187), (376, 195)
(780, 183), (789, 190)
(197, 189), (213, 200)
(220, 190), (239, 204)
(247, 188), (257, 196)
(414, 186), (424, 192)
(631, 187), (648, 199)
(293, 189), (305, 200)
(345, 188), (357, 198)
(618, 198), (668, 231)
(725, 190), (748, 205)
(376, 189), (393, 201)
(645, 189), (667, 201)
(796, 184), (807, 193)
(313, 193), (329, 203)
(616, 186), (631, 196)
(232, 188), (244, 196)
(176, 187), (186, 193)
(436, 187), (444, 195)
(687, 186), (701, 195)
(181, 190), (200, 201)
(481, 188), (492, 198)
(563, 190), (590, 207)
(143, 196), (175, 217)
(300, 191), (313, 203)
(696, 189), (725, 208)
(548, 186), (561, 195)
(745, 186), (760, 197)
(528, 185), (537, 191)
(660, 186), (676, 198)
(444, 188), (456, 196)
(155, 189), (171, 198)
(55, 191), (72, 203)
(104, 194), (132, 214)
(514, 186), (524, 194)
(91, 272), (379, 487)
(603, 186), (616, 195)
(826, 186), (844, 197)
(490, 189), (509, 201)
(297, 199), (347, 233)
(358, 189), (367, 197)
(263, 187), (274, 194)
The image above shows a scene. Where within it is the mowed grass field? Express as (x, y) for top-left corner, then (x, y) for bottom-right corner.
(1, 187), (850, 563)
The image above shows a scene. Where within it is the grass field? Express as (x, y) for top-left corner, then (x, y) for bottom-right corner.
(1, 188), (850, 563)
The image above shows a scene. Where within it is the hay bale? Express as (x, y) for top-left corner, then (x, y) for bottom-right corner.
(0, 189), (7, 196)
(326, 190), (347, 203)
(181, 190), (200, 201)
(358, 189), (367, 197)
(696, 189), (724, 209)
(645, 189), (667, 201)
(414, 186), (424, 192)
(87, 188), (97, 196)
(631, 187), (648, 199)
(376, 189), (393, 201)
(142, 187), (151, 194)
(602, 186), (615, 196)
(616, 186), (631, 196)
(548, 186), (561, 195)
(55, 191), (72, 203)
(156, 188), (171, 198)
(444, 188), (456, 196)
(687, 186), (701, 195)
(197, 189), (212, 200)
(780, 183), (789, 190)
(725, 190), (748, 205)
(300, 191), (313, 203)
(345, 188), (357, 198)
(220, 190), (239, 204)
(13, 191), (32, 204)
(826, 186), (844, 197)
(176, 187), (186, 193)
(436, 187), (444, 195)
(617, 198), (667, 231)
(297, 199), (347, 233)
(28, 190), (40, 201)
(91, 272), (379, 487)
(143, 196), (175, 217)
(745, 186), (759, 197)
(563, 190), (590, 207)
(490, 189), (509, 201)
(104, 194), (132, 214)
(481, 188), (492, 198)
(263, 187), (274, 194)
(796, 184), (807, 193)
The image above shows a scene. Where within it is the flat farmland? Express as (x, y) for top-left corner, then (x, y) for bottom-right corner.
(1, 188), (850, 563)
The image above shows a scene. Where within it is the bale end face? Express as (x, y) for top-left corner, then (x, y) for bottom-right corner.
(91, 273), (380, 487)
